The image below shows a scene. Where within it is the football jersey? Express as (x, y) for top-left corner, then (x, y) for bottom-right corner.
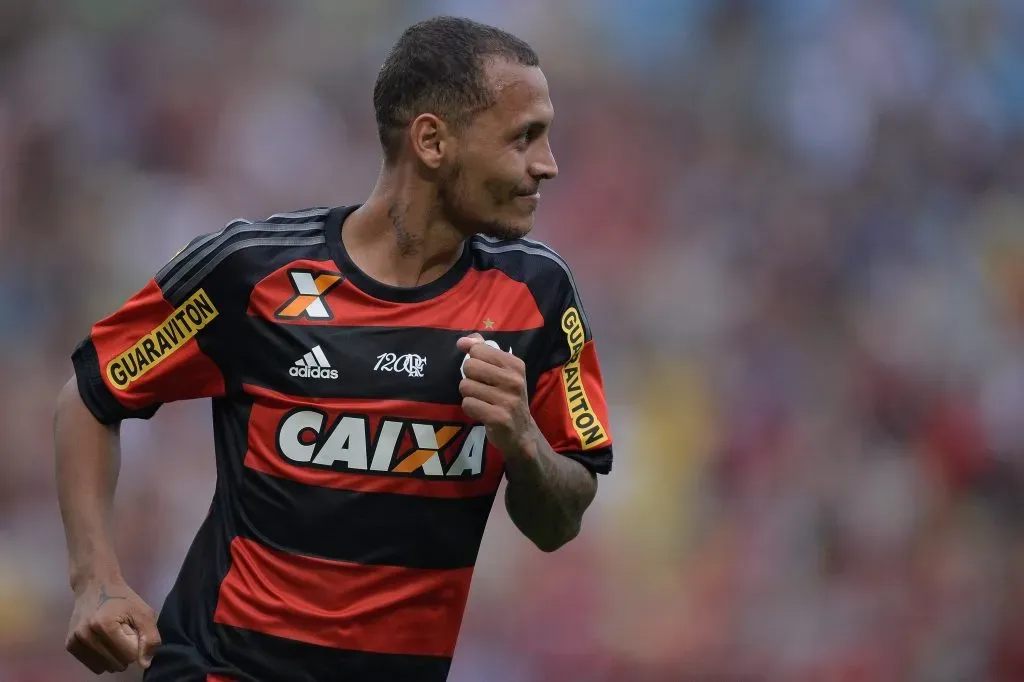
(71, 205), (614, 682)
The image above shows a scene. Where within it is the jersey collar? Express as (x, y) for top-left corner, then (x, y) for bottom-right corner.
(325, 205), (473, 304)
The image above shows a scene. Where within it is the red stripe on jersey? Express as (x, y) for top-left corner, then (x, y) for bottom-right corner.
(213, 538), (472, 657)
(242, 384), (505, 499)
(206, 676), (233, 682)
(249, 262), (544, 331)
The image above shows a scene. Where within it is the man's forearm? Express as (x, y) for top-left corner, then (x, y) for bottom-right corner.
(54, 377), (124, 593)
(503, 423), (598, 552)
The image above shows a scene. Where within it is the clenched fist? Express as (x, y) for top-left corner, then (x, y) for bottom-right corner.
(66, 580), (161, 674)
(457, 334), (536, 458)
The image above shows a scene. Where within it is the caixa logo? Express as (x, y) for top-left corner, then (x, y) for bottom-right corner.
(276, 409), (487, 478)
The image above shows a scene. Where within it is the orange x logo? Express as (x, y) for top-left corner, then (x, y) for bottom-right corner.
(275, 270), (342, 319)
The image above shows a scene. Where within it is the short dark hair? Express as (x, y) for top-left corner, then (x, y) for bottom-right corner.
(373, 16), (540, 164)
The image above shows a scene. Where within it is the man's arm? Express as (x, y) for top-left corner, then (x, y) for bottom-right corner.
(502, 423), (597, 551)
(58, 216), (247, 674)
(55, 377), (123, 595)
(456, 334), (599, 552)
(54, 376), (161, 674)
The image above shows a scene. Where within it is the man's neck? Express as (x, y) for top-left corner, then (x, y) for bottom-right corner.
(343, 166), (466, 289)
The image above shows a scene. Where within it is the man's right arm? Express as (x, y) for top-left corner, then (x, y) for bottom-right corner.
(55, 376), (161, 674)
(57, 224), (239, 673)
(55, 376), (124, 596)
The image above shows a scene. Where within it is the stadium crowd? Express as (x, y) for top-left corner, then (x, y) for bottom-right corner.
(1, 1), (1024, 680)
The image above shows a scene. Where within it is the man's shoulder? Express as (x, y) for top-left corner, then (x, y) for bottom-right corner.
(468, 234), (577, 287)
(155, 207), (334, 305)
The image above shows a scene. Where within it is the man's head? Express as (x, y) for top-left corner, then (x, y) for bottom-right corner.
(374, 16), (558, 239)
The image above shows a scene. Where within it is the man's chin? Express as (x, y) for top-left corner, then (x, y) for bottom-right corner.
(476, 218), (533, 241)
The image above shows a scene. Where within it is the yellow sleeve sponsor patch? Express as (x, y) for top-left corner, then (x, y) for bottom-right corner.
(106, 289), (219, 390)
(560, 307), (610, 450)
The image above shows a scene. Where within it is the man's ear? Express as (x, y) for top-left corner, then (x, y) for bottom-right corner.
(409, 113), (452, 169)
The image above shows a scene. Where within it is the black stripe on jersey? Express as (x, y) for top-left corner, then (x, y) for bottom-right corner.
(155, 226), (242, 287)
(147, 486), (241, 682)
(207, 623), (451, 682)
(159, 221), (323, 297)
(154, 215), (271, 287)
(162, 226), (327, 304)
(238, 468), (494, 569)
(471, 236), (593, 333)
(166, 233), (327, 306)
(156, 208), (330, 298)
(240, 320), (547, 403)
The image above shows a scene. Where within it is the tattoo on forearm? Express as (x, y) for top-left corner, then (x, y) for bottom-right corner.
(505, 430), (597, 544)
(98, 585), (126, 608)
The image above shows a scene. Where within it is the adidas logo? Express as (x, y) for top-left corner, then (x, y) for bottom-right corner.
(289, 345), (338, 380)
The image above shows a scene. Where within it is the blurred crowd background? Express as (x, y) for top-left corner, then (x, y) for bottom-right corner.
(2, 0), (1024, 680)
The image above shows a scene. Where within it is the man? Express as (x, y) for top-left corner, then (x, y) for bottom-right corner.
(55, 15), (613, 682)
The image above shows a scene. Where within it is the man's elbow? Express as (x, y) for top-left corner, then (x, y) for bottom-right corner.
(532, 521), (582, 553)
(534, 537), (570, 553)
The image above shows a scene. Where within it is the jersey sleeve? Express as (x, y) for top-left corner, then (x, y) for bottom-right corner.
(71, 233), (236, 425)
(529, 267), (613, 475)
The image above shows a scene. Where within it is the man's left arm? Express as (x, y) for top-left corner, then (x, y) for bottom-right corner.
(502, 419), (598, 552)
(457, 300), (613, 552)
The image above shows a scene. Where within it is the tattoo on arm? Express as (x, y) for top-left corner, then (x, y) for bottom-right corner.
(98, 585), (127, 608)
(504, 429), (598, 548)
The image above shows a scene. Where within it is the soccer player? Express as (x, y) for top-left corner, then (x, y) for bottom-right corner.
(54, 16), (613, 682)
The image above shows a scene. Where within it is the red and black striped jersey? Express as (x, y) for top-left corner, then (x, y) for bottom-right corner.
(71, 205), (614, 682)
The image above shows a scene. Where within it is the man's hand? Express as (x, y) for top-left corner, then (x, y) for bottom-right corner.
(457, 334), (535, 458)
(65, 580), (161, 674)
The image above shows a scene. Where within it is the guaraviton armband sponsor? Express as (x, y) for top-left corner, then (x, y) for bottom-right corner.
(560, 307), (609, 449)
(106, 289), (219, 389)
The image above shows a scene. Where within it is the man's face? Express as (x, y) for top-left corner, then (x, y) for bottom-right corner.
(438, 59), (558, 240)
